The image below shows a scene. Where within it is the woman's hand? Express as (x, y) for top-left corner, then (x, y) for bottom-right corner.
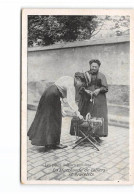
(62, 110), (67, 117)
(85, 89), (93, 95)
(93, 89), (101, 96)
(78, 114), (84, 120)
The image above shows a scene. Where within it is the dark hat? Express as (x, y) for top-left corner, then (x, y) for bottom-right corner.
(89, 59), (101, 66)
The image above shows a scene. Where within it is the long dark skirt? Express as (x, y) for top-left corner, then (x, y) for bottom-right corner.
(27, 85), (62, 146)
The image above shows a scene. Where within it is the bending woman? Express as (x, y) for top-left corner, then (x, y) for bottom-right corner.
(27, 75), (84, 149)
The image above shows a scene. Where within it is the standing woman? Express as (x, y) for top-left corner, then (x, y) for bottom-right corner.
(27, 75), (84, 149)
(78, 59), (108, 142)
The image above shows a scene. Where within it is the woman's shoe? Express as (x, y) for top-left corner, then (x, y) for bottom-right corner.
(54, 144), (68, 149)
(45, 145), (54, 149)
(95, 137), (103, 143)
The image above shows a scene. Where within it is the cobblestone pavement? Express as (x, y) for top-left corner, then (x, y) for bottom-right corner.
(27, 110), (129, 181)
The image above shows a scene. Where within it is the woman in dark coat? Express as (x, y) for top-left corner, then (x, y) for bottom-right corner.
(70, 60), (108, 143)
(79, 59), (108, 141)
(27, 76), (84, 149)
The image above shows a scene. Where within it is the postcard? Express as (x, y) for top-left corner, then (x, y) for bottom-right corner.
(21, 9), (134, 184)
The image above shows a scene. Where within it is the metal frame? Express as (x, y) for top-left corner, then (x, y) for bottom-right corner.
(72, 119), (104, 151)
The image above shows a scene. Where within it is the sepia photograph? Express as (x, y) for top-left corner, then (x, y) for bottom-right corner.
(21, 9), (134, 184)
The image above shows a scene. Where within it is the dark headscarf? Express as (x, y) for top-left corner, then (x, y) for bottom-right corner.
(74, 72), (86, 82)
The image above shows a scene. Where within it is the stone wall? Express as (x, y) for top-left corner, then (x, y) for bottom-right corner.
(28, 36), (130, 86)
(27, 36), (130, 106)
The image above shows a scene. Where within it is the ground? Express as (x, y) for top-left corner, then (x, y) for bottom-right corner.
(27, 110), (129, 181)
